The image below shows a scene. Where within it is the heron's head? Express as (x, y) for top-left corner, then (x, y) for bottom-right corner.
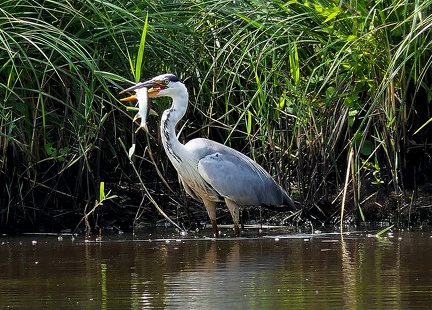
(119, 73), (184, 100)
(120, 74), (187, 130)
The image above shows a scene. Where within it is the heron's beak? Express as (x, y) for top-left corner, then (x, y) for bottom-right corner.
(119, 79), (162, 100)
(119, 94), (138, 101)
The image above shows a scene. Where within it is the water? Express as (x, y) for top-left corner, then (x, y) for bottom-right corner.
(1, 229), (432, 309)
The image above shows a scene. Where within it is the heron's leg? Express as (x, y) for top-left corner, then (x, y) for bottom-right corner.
(225, 198), (241, 237)
(203, 199), (219, 237)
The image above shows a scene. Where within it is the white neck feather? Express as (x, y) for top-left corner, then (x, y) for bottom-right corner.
(158, 81), (219, 200)
(160, 84), (189, 166)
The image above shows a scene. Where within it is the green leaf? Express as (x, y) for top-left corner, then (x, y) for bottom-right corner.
(247, 110), (252, 135)
(59, 147), (70, 155)
(413, 117), (432, 135)
(314, 4), (323, 13)
(347, 35), (356, 42)
(348, 109), (358, 117)
(289, 42), (300, 85)
(135, 12), (149, 83)
(358, 205), (365, 222)
(278, 92), (286, 110)
(344, 94), (358, 108)
(95, 71), (132, 83)
(323, 9), (341, 24)
(375, 225), (394, 238)
(99, 182), (105, 201)
(45, 143), (56, 157)
(326, 86), (335, 99)
(361, 140), (373, 156)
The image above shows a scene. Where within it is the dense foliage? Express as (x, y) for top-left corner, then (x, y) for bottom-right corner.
(1, 0), (431, 232)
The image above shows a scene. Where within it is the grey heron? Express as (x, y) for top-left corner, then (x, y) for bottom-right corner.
(120, 73), (297, 237)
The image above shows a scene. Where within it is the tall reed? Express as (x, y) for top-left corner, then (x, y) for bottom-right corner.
(1, 0), (430, 232)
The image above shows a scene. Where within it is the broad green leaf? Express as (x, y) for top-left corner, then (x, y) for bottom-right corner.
(361, 140), (373, 156)
(135, 12), (149, 83)
(99, 182), (105, 201)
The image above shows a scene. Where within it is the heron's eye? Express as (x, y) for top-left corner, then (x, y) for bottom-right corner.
(162, 78), (170, 85)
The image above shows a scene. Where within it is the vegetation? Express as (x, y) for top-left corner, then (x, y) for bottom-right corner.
(1, 0), (431, 233)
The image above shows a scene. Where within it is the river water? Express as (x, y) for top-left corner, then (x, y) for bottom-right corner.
(1, 228), (432, 309)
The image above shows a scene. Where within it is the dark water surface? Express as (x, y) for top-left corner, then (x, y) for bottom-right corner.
(1, 228), (432, 309)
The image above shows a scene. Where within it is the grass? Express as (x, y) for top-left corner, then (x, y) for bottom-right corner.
(0, 0), (431, 233)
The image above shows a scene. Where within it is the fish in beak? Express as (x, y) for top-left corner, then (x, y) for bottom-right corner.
(122, 87), (148, 130)
(119, 81), (153, 131)
(120, 78), (168, 131)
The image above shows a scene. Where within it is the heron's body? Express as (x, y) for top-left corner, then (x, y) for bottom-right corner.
(121, 74), (296, 237)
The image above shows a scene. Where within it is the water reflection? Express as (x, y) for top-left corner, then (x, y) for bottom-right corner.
(1, 230), (432, 309)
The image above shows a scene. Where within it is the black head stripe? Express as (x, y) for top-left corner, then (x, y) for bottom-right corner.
(164, 73), (179, 83)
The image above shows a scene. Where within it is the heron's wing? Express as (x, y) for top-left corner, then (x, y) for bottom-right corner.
(197, 152), (285, 206)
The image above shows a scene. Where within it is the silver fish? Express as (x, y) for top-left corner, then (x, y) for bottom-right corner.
(134, 87), (148, 130)
(120, 86), (149, 132)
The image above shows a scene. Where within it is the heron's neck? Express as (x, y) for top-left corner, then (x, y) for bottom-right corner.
(160, 88), (189, 165)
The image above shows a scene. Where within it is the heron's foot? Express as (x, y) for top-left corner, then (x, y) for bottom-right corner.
(211, 220), (219, 238)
